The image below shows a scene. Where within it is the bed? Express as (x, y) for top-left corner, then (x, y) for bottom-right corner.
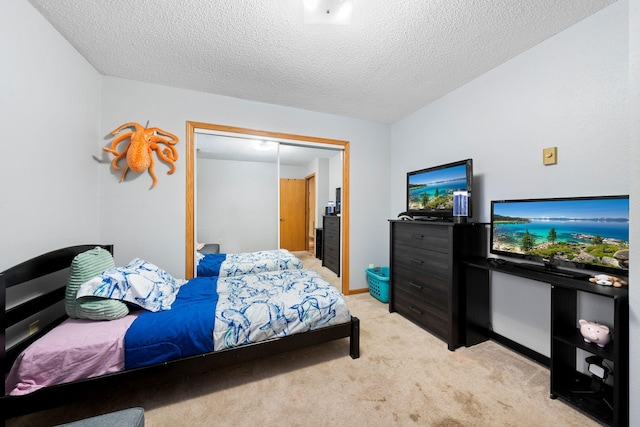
(196, 248), (303, 277)
(1, 245), (359, 422)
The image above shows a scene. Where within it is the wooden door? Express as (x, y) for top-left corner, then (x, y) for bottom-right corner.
(280, 178), (306, 251)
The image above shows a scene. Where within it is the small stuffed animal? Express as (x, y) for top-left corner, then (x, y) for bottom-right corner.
(578, 319), (611, 347)
(588, 274), (628, 287)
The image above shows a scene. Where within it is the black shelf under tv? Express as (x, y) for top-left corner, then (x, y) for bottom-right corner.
(554, 329), (614, 361)
(464, 258), (628, 426)
(552, 372), (615, 424)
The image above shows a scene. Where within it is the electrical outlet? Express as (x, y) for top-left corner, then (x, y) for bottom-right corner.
(29, 320), (39, 335)
(218, 239), (222, 245)
(368, 263), (374, 268)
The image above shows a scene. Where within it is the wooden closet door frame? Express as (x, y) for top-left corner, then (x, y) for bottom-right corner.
(185, 121), (351, 296)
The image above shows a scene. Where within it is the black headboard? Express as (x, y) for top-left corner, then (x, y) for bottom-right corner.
(1, 244), (113, 374)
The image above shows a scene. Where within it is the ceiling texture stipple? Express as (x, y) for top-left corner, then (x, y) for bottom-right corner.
(28, 0), (616, 124)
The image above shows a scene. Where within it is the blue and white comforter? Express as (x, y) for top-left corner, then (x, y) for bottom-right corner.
(214, 269), (350, 351)
(124, 268), (349, 368)
(196, 249), (304, 277)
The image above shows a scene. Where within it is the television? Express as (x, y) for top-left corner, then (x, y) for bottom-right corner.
(406, 159), (473, 220)
(490, 195), (629, 278)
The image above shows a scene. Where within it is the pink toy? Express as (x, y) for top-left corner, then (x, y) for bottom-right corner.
(578, 319), (611, 348)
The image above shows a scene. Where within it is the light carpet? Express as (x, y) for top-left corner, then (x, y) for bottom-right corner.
(7, 253), (601, 426)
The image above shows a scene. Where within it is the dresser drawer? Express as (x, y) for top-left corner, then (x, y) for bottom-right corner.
(393, 289), (448, 340)
(392, 222), (450, 253)
(323, 226), (339, 241)
(323, 242), (340, 259)
(324, 233), (339, 247)
(323, 249), (339, 264)
(323, 251), (340, 275)
(323, 217), (340, 229)
(323, 258), (339, 274)
(392, 244), (450, 282)
(392, 269), (449, 308)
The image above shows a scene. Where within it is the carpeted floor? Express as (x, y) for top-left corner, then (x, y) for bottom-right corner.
(6, 252), (602, 426)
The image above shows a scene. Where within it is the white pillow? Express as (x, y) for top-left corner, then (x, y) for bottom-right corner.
(77, 258), (186, 312)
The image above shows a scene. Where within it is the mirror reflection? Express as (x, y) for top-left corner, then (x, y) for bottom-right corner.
(193, 130), (344, 291)
(196, 134), (279, 253)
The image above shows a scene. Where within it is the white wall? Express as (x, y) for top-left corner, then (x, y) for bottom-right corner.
(316, 158), (330, 221)
(329, 153), (342, 207)
(99, 77), (390, 286)
(391, 1), (629, 357)
(197, 158), (278, 253)
(0, 0), (102, 270)
(280, 164), (308, 179)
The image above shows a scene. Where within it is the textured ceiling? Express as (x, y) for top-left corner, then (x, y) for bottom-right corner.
(28, 0), (616, 124)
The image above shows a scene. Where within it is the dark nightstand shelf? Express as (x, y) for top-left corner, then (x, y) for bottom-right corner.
(552, 373), (615, 424)
(464, 258), (628, 426)
(550, 283), (627, 426)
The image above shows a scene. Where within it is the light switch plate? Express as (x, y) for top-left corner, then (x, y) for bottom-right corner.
(543, 147), (557, 165)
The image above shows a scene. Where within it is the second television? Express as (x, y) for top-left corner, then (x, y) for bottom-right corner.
(406, 159), (473, 220)
(491, 195), (629, 277)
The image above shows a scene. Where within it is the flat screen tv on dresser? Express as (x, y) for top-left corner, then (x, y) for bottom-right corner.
(406, 159), (473, 220)
(490, 195), (629, 278)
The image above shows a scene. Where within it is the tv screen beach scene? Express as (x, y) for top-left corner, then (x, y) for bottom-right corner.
(492, 197), (629, 271)
(408, 164), (467, 211)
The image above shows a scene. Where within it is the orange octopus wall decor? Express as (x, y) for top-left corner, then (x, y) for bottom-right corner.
(103, 122), (179, 189)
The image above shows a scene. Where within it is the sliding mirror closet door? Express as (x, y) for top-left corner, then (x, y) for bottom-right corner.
(186, 122), (350, 295)
(195, 133), (278, 254)
(277, 144), (343, 256)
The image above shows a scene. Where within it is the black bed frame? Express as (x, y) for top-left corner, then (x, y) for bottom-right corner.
(1, 245), (360, 423)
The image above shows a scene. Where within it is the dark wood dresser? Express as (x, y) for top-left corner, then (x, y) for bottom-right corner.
(389, 220), (486, 350)
(322, 215), (340, 276)
(315, 228), (323, 259)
